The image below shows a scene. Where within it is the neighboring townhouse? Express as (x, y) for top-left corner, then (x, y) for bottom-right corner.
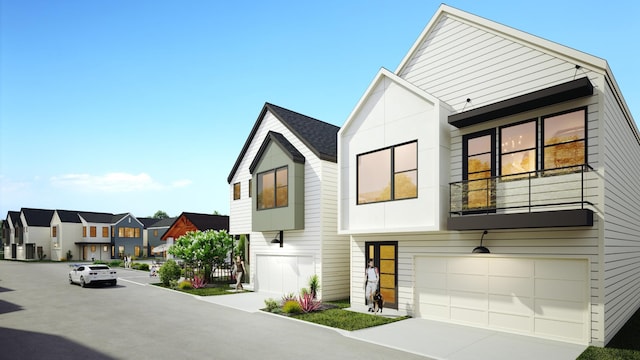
(76, 211), (119, 261)
(14, 208), (55, 260)
(50, 209), (83, 261)
(111, 213), (144, 259)
(227, 102), (349, 300)
(2, 211), (19, 259)
(338, 4), (639, 346)
(144, 217), (176, 257)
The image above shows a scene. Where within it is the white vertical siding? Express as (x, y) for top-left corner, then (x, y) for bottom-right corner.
(602, 80), (640, 344)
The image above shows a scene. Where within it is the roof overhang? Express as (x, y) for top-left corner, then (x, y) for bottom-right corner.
(448, 77), (593, 129)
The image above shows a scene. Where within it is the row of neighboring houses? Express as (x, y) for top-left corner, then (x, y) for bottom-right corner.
(1, 209), (229, 262)
(226, 4), (640, 348)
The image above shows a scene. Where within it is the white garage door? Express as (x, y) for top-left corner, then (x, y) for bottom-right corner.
(256, 255), (314, 294)
(415, 256), (588, 343)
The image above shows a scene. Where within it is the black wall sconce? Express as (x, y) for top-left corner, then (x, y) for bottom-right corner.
(271, 230), (283, 248)
(472, 230), (490, 253)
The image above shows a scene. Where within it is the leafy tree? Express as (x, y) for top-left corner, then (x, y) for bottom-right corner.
(168, 230), (233, 281)
(153, 210), (169, 219)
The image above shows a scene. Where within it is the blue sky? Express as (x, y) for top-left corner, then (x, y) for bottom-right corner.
(1, 0), (638, 218)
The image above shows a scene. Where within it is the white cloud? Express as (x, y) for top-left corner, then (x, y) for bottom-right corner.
(50, 172), (191, 192)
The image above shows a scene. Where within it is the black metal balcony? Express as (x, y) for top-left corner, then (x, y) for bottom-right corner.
(448, 164), (595, 230)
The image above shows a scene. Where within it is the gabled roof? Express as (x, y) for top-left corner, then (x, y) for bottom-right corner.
(147, 217), (178, 229)
(249, 131), (306, 174)
(20, 208), (55, 227)
(394, 4), (637, 141)
(6, 211), (20, 224)
(55, 210), (82, 223)
(161, 212), (229, 240)
(227, 102), (339, 183)
(137, 217), (161, 228)
(78, 211), (116, 224)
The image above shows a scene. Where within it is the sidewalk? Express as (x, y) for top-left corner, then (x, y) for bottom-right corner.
(197, 290), (587, 360)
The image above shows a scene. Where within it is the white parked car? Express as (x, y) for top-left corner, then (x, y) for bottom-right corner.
(69, 264), (117, 287)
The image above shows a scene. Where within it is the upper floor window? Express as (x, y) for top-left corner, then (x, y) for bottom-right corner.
(52, 226), (57, 237)
(83, 226), (87, 237)
(543, 108), (586, 172)
(102, 226), (108, 237)
(357, 141), (418, 204)
(500, 120), (537, 177)
(118, 227), (140, 238)
(248, 179), (252, 198)
(257, 166), (288, 210)
(90, 226), (97, 237)
(233, 182), (241, 200)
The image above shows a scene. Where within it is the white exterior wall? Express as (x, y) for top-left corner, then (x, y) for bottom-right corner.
(229, 110), (349, 300)
(339, 70), (452, 234)
(601, 80), (640, 345)
(339, 6), (625, 345)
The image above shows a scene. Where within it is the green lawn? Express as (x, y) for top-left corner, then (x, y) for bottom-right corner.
(577, 307), (640, 359)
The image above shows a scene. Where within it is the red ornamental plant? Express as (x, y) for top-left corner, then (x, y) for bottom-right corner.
(298, 292), (322, 313)
(191, 275), (207, 289)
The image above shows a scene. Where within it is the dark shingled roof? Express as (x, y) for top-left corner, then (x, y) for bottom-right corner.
(21, 208), (55, 227)
(182, 212), (229, 231)
(137, 217), (161, 228)
(78, 211), (116, 224)
(249, 131), (305, 174)
(56, 210), (82, 223)
(148, 217), (177, 228)
(227, 102), (339, 183)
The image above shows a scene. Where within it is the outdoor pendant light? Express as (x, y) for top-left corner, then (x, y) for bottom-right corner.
(472, 230), (490, 253)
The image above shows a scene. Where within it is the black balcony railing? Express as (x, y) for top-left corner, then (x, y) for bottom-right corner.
(450, 164), (595, 216)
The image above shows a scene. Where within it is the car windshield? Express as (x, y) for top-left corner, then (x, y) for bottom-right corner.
(88, 265), (110, 270)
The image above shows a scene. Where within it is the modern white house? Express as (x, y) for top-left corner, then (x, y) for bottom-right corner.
(227, 102), (349, 300)
(338, 4), (639, 346)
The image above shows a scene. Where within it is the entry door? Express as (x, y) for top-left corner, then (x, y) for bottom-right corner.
(365, 242), (398, 309)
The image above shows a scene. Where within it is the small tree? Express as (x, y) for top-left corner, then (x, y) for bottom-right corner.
(158, 259), (181, 286)
(168, 230), (234, 281)
(153, 210), (169, 219)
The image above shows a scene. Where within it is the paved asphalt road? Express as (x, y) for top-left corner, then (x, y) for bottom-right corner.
(0, 261), (427, 360)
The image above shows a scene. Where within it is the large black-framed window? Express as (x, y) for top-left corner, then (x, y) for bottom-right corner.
(357, 140), (418, 204)
(542, 107), (587, 172)
(499, 119), (537, 178)
(463, 129), (496, 210)
(257, 166), (288, 210)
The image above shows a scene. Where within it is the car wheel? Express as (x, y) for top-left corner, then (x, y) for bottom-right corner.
(111, 280), (117, 287)
(80, 276), (86, 288)
(69, 275), (74, 285)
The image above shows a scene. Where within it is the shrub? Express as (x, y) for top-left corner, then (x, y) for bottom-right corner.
(282, 300), (303, 314)
(178, 280), (193, 290)
(299, 292), (322, 313)
(133, 263), (149, 271)
(308, 274), (320, 299)
(281, 292), (297, 305)
(158, 260), (182, 286)
(109, 260), (123, 268)
(169, 279), (179, 289)
(264, 298), (280, 312)
(191, 275), (206, 289)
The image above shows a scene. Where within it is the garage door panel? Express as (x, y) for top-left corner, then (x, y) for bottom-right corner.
(256, 255), (314, 295)
(419, 303), (449, 319)
(536, 259), (587, 280)
(449, 273), (487, 293)
(450, 290), (487, 310)
(536, 298), (586, 322)
(489, 294), (533, 315)
(451, 307), (487, 325)
(490, 258), (533, 277)
(417, 287), (448, 306)
(448, 257), (487, 274)
(535, 279), (585, 302)
(489, 276), (533, 297)
(416, 272), (446, 288)
(490, 312), (532, 333)
(535, 318), (585, 341)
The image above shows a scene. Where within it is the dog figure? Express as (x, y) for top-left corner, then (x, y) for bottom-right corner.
(372, 290), (384, 314)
